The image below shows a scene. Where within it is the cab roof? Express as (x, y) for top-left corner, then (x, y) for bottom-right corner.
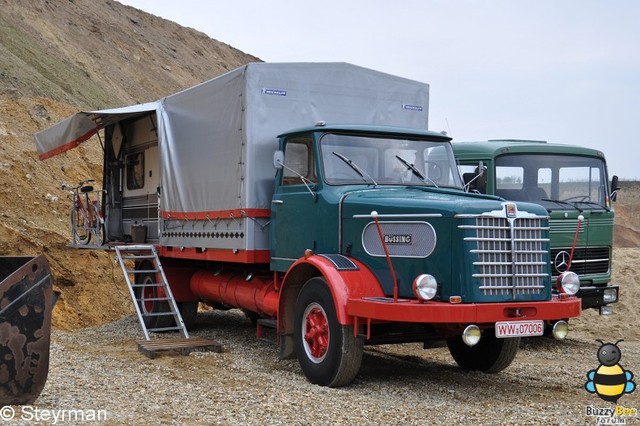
(278, 123), (451, 142)
(452, 139), (605, 159)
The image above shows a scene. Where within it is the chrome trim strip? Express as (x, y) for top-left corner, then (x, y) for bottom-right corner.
(353, 213), (443, 219)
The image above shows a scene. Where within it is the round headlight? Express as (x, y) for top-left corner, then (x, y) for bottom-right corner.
(557, 271), (580, 295)
(413, 274), (438, 301)
(462, 325), (481, 347)
(551, 320), (568, 340)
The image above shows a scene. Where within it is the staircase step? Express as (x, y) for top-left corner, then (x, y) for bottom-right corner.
(129, 269), (160, 274)
(122, 255), (156, 260)
(131, 283), (162, 288)
(147, 326), (182, 332)
(143, 312), (176, 317)
(135, 297), (171, 302)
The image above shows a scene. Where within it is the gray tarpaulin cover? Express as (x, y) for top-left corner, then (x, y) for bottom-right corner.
(35, 62), (430, 216)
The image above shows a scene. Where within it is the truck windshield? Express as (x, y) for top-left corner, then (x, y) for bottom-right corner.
(319, 133), (464, 188)
(495, 154), (609, 210)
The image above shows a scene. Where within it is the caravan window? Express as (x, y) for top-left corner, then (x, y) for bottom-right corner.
(126, 152), (145, 190)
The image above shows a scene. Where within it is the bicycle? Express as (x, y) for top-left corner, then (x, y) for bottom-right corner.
(61, 179), (105, 246)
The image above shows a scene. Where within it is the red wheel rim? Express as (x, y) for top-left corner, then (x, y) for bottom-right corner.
(302, 303), (329, 363)
(141, 274), (164, 313)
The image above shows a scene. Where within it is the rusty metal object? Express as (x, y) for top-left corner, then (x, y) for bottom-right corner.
(0, 255), (55, 406)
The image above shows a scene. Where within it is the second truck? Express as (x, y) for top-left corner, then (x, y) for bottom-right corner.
(454, 139), (619, 314)
(35, 63), (581, 386)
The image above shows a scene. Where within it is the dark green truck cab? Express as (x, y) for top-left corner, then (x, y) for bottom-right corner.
(453, 139), (619, 314)
(270, 126), (580, 385)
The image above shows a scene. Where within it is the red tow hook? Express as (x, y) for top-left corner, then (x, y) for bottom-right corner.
(567, 214), (584, 271)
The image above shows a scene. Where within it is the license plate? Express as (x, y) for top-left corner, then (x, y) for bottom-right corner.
(495, 320), (544, 338)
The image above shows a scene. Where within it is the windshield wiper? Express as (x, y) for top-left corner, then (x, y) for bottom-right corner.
(573, 200), (610, 212)
(541, 198), (583, 213)
(395, 155), (439, 188)
(332, 152), (378, 186)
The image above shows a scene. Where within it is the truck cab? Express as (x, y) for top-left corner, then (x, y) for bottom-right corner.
(270, 126), (580, 385)
(453, 139), (619, 314)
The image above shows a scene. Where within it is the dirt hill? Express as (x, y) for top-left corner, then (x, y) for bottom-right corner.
(0, 0), (258, 329)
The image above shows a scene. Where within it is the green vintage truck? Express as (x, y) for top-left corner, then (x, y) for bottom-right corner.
(453, 139), (619, 314)
(36, 63), (581, 387)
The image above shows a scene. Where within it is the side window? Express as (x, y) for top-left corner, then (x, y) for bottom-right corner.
(495, 166), (523, 200)
(496, 166), (523, 190)
(126, 152), (145, 190)
(283, 137), (315, 185)
(458, 164), (487, 193)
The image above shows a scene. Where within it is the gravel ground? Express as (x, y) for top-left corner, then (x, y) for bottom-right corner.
(7, 310), (637, 425)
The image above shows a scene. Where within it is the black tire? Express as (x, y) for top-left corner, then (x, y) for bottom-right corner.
(447, 330), (520, 373)
(177, 301), (198, 330)
(294, 277), (363, 387)
(135, 268), (173, 329)
(70, 207), (91, 245)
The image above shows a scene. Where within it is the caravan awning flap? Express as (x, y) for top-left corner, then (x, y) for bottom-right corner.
(34, 102), (159, 160)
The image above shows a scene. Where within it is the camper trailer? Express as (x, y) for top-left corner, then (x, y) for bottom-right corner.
(35, 63), (581, 386)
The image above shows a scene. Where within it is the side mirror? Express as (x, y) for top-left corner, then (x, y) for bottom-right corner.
(273, 151), (284, 169)
(610, 175), (620, 202)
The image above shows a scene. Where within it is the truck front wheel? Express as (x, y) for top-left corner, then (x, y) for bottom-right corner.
(446, 331), (520, 373)
(294, 277), (363, 387)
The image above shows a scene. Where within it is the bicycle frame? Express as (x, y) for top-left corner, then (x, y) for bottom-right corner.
(65, 179), (105, 246)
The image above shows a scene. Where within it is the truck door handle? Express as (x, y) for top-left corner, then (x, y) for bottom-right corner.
(272, 200), (283, 205)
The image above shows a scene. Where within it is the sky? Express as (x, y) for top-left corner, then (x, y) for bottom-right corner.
(118, 0), (640, 179)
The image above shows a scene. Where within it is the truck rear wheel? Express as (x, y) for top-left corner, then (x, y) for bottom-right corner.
(446, 331), (520, 373)
(294, 277), (363, 387)
(136, 269), (173, 330)
(177, 301), (198, 330)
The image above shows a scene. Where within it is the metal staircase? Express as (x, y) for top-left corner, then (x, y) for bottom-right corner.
(114, 245), (222, 358)
(114, 245), (188, 340)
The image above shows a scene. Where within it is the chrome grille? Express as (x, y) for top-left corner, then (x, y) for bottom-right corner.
(463, 217), (549, 297)
(550, 246), (610, 277)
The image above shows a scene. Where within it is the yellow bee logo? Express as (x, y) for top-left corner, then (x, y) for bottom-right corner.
(585, 340), (636, 403)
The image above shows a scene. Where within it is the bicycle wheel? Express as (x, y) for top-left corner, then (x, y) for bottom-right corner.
(70, 207), (91, 245)
(89, 203), (105, 246)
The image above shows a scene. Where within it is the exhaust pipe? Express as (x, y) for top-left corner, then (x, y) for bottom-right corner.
(190, 270), (279, 318)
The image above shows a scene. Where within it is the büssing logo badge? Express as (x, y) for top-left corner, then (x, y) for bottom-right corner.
(585, 340), (636, 403)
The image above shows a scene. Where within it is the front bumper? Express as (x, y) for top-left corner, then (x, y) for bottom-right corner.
(577, 284), (619, 310)
(347, 295), (581, 324)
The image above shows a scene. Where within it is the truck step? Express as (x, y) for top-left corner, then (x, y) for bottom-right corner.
(256, 318), (277, 342)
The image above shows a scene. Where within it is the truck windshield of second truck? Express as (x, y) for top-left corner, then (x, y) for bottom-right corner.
(494, 154), (609, 210)
(320, 133), (464, 188)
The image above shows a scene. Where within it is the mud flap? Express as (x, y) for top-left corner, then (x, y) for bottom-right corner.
(0, 255), (55, 405)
